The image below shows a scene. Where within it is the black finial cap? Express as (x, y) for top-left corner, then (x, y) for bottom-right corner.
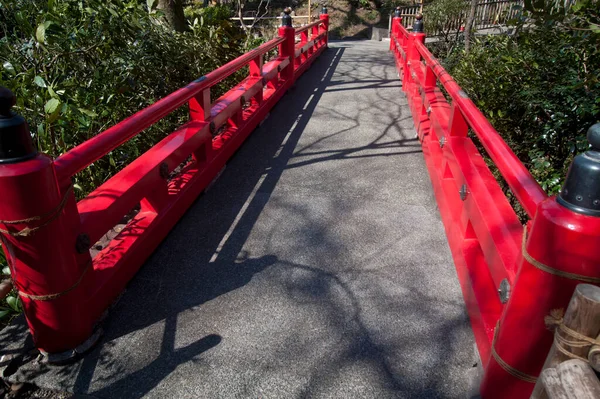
(0, 87), (37, 164)
(321, 5), (328, 14)
(394, 6), (401, 18)
(282, 7), (293, 27)
(413, 13), (424, 33)
(557, 123), (600, 216)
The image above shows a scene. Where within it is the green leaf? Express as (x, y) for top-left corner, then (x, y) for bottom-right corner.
(2, 61), (16, 76)
(6, 295), (19, 312)
(37, 123), (45, 139)
(34, 76), (47, 88)
(147, 0), (158, 10)
(2, 266), (10, 275)
(36, 22), (48, 44)
(0, 309), (10, 319)
(44, 98), (60, 114)
(78, 108), (98, 117)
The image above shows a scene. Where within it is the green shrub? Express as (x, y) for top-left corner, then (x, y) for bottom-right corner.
(424, 0), (467, 39)
(424, 0), (600, 222)
(184, 4), (233, 26)
(0, 251), (20, 323)
(0, 0), (245, 197)
(442, 25), (599, 196)
(0, 0), (250, 316)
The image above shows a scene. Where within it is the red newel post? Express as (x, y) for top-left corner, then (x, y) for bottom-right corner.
(0, 88), (95, 358)
(409, 13), (425, 60)
(404, 14), (424, 98)
(319, 7), (329, 48)
(410, 16), (429, 132)
(390, 7), (402, 51)
(278, 8), (296, 85)
(480, 124), (600, 398)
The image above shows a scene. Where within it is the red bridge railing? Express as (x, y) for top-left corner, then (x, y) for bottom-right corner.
(391, 11), (600, 399)
(0, 9), (329, 361)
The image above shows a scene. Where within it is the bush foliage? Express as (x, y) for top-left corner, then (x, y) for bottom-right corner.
(432, 0), (600, 196)
(0, 0), (245, 196)
(0, 0), (248, 319)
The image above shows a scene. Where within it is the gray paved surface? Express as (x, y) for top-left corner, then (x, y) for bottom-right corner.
(0, 40), (476, 398)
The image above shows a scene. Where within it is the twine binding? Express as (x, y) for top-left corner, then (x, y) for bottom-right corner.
(17, 260), (92, 302)
(491, 321), (538, 384)
(545, 309), (600, 363)
(0, 186), (73, 237)
(522, 225), (600, 284)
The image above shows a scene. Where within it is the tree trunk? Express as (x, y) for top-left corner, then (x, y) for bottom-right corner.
(157, 0), (187, 32)
(464, 0), (477, 54)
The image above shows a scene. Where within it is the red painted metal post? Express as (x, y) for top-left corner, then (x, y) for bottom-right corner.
(480, 124), (600, 398)
(448, 103), (468, 137)
(411, 28), (429, 134)
(403, 15), (424, 93)
(189, 88), (211, 121)
(319, 8), (329, 48)
(0, 88), (94, 355)
(250, 55), (263, 104)
(279, 8), (296, 84)
(424, 65), (436, 88)
(311, 24), (319, 51)
(300, 30), (309, 63)
(409, 32), (425, 61)
(390, 7), (402, 51)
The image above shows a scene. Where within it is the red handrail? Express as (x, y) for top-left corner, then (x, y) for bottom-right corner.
(0, 17), (329, 357)
(414, 40), (547, 218)
(398, 23), (410, 39)
(54, 36), (285, 180)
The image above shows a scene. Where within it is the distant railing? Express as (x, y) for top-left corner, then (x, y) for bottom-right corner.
(396, 0), (523, 33)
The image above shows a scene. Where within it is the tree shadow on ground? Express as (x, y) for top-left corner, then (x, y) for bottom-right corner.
(0, 41), (475, 398)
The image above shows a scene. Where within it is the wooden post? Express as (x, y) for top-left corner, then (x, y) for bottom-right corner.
(588, 333), (600, 372)
(538, 360), (600, 399)
(531, 284), (600, 398)
(539, 368), (568, 399)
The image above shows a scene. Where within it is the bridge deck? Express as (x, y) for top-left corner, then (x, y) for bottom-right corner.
(2, 40), (476, 398)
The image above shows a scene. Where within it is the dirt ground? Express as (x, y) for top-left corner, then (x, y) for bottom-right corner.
(0, 381), (70, 399)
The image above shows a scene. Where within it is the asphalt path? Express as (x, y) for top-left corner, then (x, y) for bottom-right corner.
(1, 40), (476, 399)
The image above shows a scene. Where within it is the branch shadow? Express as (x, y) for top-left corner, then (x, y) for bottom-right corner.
(0, 41), (475, 398)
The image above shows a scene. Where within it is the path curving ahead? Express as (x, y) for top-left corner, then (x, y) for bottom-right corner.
(1, 40), (476, 398)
